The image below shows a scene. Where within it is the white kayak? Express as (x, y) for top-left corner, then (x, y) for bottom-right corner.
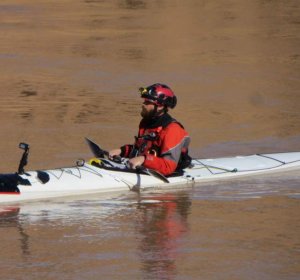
(1, 144), (300, 204)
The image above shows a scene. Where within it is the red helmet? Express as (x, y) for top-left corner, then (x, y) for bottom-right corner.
(139, 83), (177, 109)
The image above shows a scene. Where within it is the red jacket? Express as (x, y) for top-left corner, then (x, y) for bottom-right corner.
(120, 114), (191, 176)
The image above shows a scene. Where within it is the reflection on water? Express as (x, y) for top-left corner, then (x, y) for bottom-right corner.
(0, 207), (30, 256)
(0, 179), (299, 279)
(0, 192), (192, 279)
(136, 193), (191, 279)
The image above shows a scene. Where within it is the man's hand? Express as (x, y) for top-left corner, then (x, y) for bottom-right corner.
(128, 156), (145, 169)
(108, 149), (121, 160)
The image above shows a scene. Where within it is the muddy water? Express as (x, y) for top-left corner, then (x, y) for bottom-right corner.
(0, 0), (300, 279)
(1, 177), (300, 280)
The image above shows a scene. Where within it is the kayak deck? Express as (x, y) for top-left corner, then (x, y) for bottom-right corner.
(1, 152), (300, 204)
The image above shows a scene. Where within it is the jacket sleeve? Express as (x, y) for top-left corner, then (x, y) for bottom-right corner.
(120, 145), (134, 158)
(143, 123), (190, 176)
(120, 120), (144, 158)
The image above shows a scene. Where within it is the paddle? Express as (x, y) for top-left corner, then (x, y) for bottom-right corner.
(85, 138), (170, 183)
(85, 137), (106, 158)
(135, 165), (170, 183)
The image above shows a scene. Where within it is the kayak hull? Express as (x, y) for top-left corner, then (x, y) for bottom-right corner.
(1, 152), (300, 204)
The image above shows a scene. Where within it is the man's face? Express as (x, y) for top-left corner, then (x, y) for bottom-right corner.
(141, 100), (156, 119)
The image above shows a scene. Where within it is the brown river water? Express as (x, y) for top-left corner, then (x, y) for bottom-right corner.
(0, 0), (300, 279)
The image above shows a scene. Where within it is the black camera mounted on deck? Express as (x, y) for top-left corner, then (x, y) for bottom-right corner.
(18, 142), (30, 175)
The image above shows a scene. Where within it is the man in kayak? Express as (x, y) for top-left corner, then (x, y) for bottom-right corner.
(109, 83), (191, 176)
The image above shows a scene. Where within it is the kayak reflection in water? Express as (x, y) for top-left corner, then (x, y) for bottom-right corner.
(0, 206), (30, 256)
(109, 83), (192, 176)
(136, 192), (191, 279)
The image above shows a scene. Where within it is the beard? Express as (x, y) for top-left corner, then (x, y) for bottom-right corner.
(140, 106), (156, 121)
(141, 106), (166, 124)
